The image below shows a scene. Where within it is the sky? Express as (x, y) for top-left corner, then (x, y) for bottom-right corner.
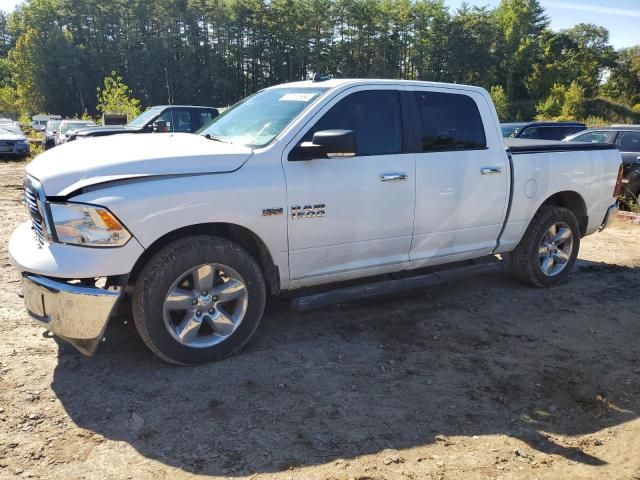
(1, 0), (639, 49)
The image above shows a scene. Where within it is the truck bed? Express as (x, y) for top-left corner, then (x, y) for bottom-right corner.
(504, 137), (618, 154)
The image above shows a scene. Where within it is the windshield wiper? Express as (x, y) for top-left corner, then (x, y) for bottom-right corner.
(204, 133), (231, 144)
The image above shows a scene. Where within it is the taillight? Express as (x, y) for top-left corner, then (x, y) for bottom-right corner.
(613, 164), (624, 198)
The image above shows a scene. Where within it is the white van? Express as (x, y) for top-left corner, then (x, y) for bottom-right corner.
(31, 114), (62, 132)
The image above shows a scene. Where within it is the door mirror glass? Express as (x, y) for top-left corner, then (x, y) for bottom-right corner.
(152, 120), (169, 133)
(295, 129), (357, 161)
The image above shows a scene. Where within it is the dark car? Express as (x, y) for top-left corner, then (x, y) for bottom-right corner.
(501, 121), (587, 141)
(565, 126), (640, 206)
(42, 119), (62, 150)
(69, 105), (219, 141)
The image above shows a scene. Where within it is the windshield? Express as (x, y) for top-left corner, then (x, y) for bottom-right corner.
(127, 107), (163, 128)
(61, 122), (94, 135)
(198, 87), (329, 147)
(0, 126), (18, 135)
(45, 121), (61, 132)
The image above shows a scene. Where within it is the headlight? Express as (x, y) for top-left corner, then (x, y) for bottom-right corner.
(49, 203), (131, 247)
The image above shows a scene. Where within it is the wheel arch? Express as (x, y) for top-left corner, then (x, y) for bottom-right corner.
(127, 223), (281, 295)
(538, 190), (588, 236)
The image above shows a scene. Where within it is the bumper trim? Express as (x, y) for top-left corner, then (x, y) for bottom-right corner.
(599, 203), (619, 231)
(22, 274), (123, 356)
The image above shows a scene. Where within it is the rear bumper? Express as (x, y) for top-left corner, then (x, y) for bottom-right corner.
(22, 274), (123, 356)
(599, 203), (619, 231)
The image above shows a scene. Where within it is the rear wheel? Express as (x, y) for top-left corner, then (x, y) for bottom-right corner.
(132, 236), (266, 364)
(509, 205), (580, 287)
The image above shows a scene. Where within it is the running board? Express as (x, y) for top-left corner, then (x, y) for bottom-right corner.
(290, 261), (504, 312)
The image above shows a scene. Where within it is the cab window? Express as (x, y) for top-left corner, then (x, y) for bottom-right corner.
(303, 90), (402, 156)
(413, 91), (486, 151)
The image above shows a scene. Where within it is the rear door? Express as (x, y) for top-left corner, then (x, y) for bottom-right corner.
(408, 88), (509, 264)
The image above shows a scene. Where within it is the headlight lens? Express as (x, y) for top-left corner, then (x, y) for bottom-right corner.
(49, 203), (131, 247)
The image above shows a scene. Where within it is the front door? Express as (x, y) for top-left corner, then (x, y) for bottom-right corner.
(282, 88), (415, 285)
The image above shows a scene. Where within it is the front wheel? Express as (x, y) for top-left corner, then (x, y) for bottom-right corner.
(132, 236), (266, 364)
(508, 205), (581, 287)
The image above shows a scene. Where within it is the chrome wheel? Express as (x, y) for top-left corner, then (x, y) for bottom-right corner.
(538, 222), (573, 277)
(162, 263), (248, 348)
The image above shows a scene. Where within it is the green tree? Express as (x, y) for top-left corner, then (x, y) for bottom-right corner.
(495, 0), (548, 100)
(561, 81), (585, 119)
(563, 24), (616, 96)
(490, 85), (510, 119)
(535, 81), (584, 120)
(536, 83), (566, 119)
(0, 0), (628, 121)
(0, 85), (20, 118)
(8, 28), (44, 114)
(96, 71), (141, 121)
(602, 46), (640, 106)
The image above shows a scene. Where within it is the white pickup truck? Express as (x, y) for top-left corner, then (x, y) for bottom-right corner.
(9, 79), (622, 364)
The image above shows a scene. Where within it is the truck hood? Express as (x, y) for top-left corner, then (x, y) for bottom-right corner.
(27, 133), (253, 197)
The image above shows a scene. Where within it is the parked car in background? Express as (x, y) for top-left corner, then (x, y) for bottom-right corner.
(0, 118), (24, 136)
(41, 120), (62, 150)
(501, 121), (586, 140)
(55, 120), (96, 145)
(0, 126), (30, 159)
(565, 126), (640, 206)
(31, 114), (62, 132)
(10, 79), (621, 364)
(69, 105), (219, 141)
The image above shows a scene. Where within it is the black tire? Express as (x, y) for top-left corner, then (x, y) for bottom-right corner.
(508, 205), (581, 287)
(132, 235), (266, 365)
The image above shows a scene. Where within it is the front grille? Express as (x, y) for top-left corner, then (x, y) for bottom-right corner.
(24, 177), (46, 247)
(0, 141), (15, 152)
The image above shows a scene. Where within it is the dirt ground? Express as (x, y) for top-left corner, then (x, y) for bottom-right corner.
(0, 159), (639, 480)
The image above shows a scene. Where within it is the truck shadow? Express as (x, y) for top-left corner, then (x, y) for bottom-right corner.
(50, 260), (639, 476)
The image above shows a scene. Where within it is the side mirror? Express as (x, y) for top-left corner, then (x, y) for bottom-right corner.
(152, 120), (168, 133)
(292, 129), (357, 161)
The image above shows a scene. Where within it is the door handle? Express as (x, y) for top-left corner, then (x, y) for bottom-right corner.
(480, 167), (502, 175)
(380, 173), (408, 182)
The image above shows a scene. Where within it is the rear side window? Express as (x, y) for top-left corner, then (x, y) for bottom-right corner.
(521, 126), (583, 141)
(308, 90), (402, 156)
(569, 131), (609, 143)
(199, 111), (217, 129)
(173, 109), (194, 133)
(617, 132), (640, 152)
(413, 91), (486, 151)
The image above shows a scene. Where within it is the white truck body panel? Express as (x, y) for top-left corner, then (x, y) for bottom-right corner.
(496, 143), (621, 254)
(10, 79), (621, 294)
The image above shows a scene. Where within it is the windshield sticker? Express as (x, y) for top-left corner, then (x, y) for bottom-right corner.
(279, 93), (318, 102)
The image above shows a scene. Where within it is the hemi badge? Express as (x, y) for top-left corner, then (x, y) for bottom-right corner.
(262, 207), (284, 217)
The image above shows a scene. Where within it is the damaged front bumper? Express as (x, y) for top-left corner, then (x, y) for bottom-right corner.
(22, 274), (123, 356)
